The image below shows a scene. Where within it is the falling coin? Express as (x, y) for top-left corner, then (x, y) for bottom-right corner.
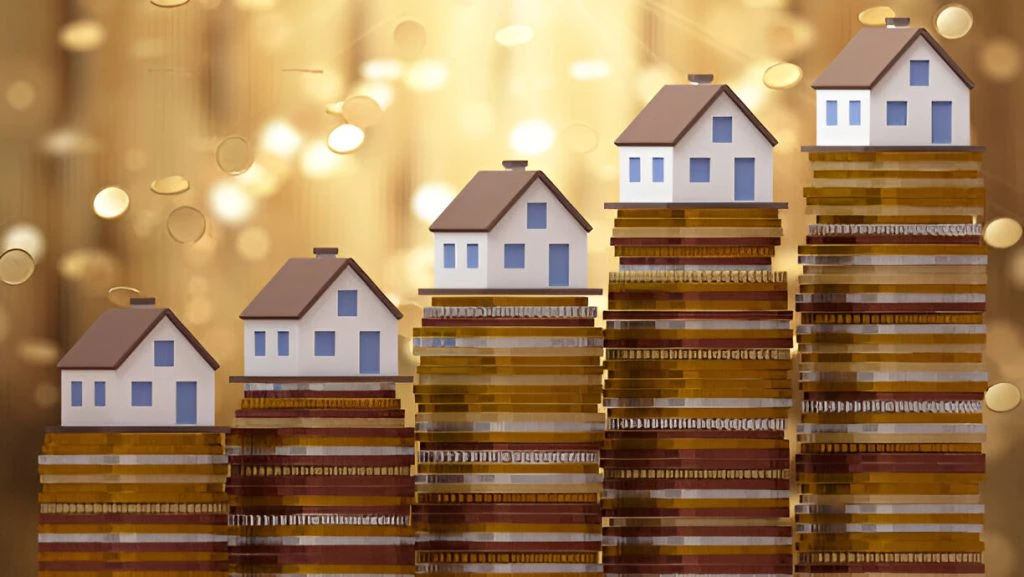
(985, 382), (1022, 413)
(107, 286), (142, 307)
(341, 95), (383, 128)
(0, 248), (36, 285)
(167, 206), (207, 244)
(762, 62), (804, 90)
(150, 175), (191, 195)
(216, 136), (252, 175)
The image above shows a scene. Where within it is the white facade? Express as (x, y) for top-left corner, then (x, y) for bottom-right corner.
(433, 179), (588, 290)
(243, 266), (399, 377)
(60, 317), (215, 427)
(817, 36), (971, 147)
(619, 92), (774, 203)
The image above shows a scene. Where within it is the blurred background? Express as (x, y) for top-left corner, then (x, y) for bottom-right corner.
(1, 0), (1022, 575)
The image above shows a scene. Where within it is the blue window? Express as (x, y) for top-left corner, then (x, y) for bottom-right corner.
(628, 157), (641, 182)
(712, 116), (732, 143)
(849, 101), (862, 126)
(527, 203), (547, 229)
(131, 381), (153, 407)
(314, 331), (336, 356)
(94, 381), (106, 407)
(277, 331), (290, 356)
(70, 381), (82, 407)
(254, 331), (266, 356)
(910, 60), (929, 86)
(443, 243), (455, 269)
(337, 290), (357, 316)
(154, 340), (174, 367)
(887, 101), (908, 126)
(826, 100), (838, 126)
(689, 158), (710, 183)
(504, 244), (525, 269)
(467, 244), (479, 269)
(652, 157), (664, 182)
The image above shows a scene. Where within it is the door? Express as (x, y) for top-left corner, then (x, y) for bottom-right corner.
(548, 244), (570, 287)
(359, 331), (381, 374)
(932, 101), (952, 144)
(734, 158), (755, 201)
(175, 381), (197, 425)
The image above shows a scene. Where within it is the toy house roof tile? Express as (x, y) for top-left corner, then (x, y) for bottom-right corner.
(812, 27), (974, 89)
(428, 170), (593, 233)
(614, 84), (778, 147)
(57, 307), (219, 370)
(239, 257), (402, 320)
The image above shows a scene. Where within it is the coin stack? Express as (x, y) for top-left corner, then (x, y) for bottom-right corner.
(602, 203), (794, 577)
(37, 427), (229, 577)
(413, 295), (605, 577)
(794, 150), (987, 577)
(226, 377), (416, 576)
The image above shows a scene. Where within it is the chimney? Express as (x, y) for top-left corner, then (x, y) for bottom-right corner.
(885, 17), (910, 28)
(688, 74), (714, 85)
(313, 247), (339, 258)
(129, 297), (156, 307)
(502, 160), (528, 171)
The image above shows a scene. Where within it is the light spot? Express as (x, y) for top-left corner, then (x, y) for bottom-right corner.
(93, 186), (130, 219)
(235, 226), (271, 261)
(569, 59), (610, 81)
(58, 19), (107, 52)
(404, 60), (449, 92)
(2, 222), (46, 262)
(495, 24), (533, 47)
(6, 81), (36, 111)
(326, 124), (365, 154)
(509, 119), (555, 155)
(209, 180), (255, 225)
(259, 119), (302, 159)
(412, 183), (456, 224)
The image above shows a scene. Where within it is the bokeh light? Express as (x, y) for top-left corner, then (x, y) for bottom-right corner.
(6, 81), (36, 111)
(979, 38), (1022, 83)
(234, 0), (276, 10)
(34, 382), (60, 409)
(935, 4), (974, 40)
(404, 60), (449, 92)
(326, 123), (365, 154)
(58, 19), (107, 52)
(93, 186), (131, 219)
(412, 183), (457, 224)
(209, 180), (255, 225)
(360, 59), (404, 81)
(495, 24), (534, 47)
(569, 59), (610, 81)
(259, 119), (302, 158)
(301, 142), (349, 179)
(16, 337), (61, 365)
(235, 225), (272, 261)
(57, 248), (119, 289)
(2, 222), (46, 262)
(509, 119), (556, 155)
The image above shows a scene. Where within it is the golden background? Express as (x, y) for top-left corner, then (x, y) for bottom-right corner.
(0, 0), (1021, 575)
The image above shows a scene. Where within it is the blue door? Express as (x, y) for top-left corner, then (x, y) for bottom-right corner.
(359, 331), (381, 374)
(932, 101), (952, 144)
(549, 244), (570, 287)
(734, 158), (755, 201)
(175, 381), (197, 425)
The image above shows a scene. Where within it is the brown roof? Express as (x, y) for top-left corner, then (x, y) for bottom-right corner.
(240, 257), (402, 320)
(57, 307), (219, 370)
(812, 27), (974, 89)
(615, 84), (778, 147)
(428, 170), (593, 233)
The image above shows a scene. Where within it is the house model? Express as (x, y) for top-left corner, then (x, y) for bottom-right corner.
(812, 17), (973, 147)
(614, 74), (778, 204)
(239, 248), (401, 377)
(428, 160), (592, 290)
(55, 297), (219, 427)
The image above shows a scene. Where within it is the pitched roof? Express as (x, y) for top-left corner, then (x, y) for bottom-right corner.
(812, 27), (974, 89)
(240, 257), (402, 320)
(429, 170), (593, 233)
(615, 84), (778, 147)
(57, 307), (219, 370)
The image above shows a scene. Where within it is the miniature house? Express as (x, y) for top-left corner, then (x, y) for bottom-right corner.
(812, 17), (973, 147)
(614, 74), (777, 204)
(55, 297), (219, 427)
(429, 160), (592, 290)
(239, 248), (401, 377)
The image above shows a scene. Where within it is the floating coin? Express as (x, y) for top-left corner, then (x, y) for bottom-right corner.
(167, 206), (207, 244)
(857, 6), (896, 27)
(326, 124), (365, 154)
(150, 175), (191, 195)
(107, 286), (142, 307)
(151, 0), (190, 6)
(762, 62), (803, 90)
(393, 20), (426, 58)
(983, 217), (1022, 249)
(340, 95), (383, 128)
(216, 136), (252, 175)
(935, 3), (974, 40)
(93, 186), (130, 219)
(0, 248), (35, 285)
(985, 382), (1021, 413)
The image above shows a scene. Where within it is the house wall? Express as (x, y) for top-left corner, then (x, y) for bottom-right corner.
(815, 89), (872, 146)
(243, 266), (399, 377)
(432, 232), (489, 289)
(60, 317), (216, 427)
(617, 145), (674, 203)
(485, 179), (589, 289)
(869, 36), (971, 146)
(671, 93), (775, 202)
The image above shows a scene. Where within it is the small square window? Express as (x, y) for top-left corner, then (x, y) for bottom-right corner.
(94, 381), (106, 407)
(849, 100), (862, 126)
(527, 203), (547, 229)
(154, 340), (174, 367)
(70, 381), (83, 407)
(337, 290), (358, 316)
(467, 244), (479, 269)
(443, 243), (455, 269)
(131, 381), (153, 407)
(887, 101), (908, 126)
(504, 244), (525, 269)
(826, 100), (838, 126)
(712, 116), (732, 143)
(628, 157), (641, 182)
(254, 331), (266, 357)
(910, 60), (929, 86)
(689, 158), (710, 183)
(277, 331), (290, 356)
(652, 157), (664, 182)
(314, 331), (336, 357)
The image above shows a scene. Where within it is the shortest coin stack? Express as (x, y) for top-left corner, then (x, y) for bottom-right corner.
(38, 427), (230, 577)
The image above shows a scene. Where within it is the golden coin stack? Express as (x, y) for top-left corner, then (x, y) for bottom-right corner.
(602, 204), (793, 577)
(226, 378), (415, 576)
(37, 427), (229, 577)
(795, 150), (987, 577)
(413, 294), (605, 577)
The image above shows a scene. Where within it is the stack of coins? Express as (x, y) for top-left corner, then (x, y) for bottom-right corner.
(795, 150), (987, 577)
(413, 294), (605, 577)
(227, 377), (415, 576)
(37, 427), (229, 577)
(602, 203), (794, 577)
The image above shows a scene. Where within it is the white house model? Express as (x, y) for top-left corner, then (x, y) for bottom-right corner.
(55, 297), (219, 427)
(614, 74), (778, 204)
(239, 248), (401, 377)
(429, 160), (592, 290)
(812, 17), (974, 147)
